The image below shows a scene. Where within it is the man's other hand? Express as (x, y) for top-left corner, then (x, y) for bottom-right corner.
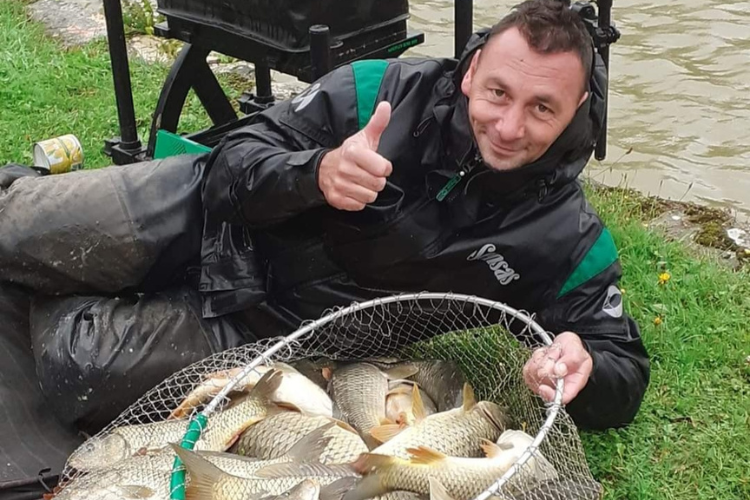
(522, 331), (593, 404)
(318, 101), (393, 211)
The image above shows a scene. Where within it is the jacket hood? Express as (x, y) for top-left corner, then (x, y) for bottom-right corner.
(437, 30), (607, 199)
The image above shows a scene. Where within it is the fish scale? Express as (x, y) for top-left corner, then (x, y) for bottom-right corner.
(329, 363), (391, 449)
(67, 369), (284, 472)
(232, 411), (368, 464)
(372, 400), (509, 460)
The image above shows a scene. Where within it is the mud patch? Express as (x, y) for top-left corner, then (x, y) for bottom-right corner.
(595, 184), (750, 269)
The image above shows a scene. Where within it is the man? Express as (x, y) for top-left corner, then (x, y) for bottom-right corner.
(0, 0), (648, 493)
(201, 0), (650, 429)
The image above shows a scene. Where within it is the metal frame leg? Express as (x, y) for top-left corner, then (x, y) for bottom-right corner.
(454, 0), (474, 59)
(147, 43), (237, 157)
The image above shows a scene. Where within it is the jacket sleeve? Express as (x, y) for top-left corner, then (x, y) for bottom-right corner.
(536, 248), (650, 431)
(202, 64), (363, 228)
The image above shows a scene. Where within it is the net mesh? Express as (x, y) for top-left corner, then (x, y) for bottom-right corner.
(55, 293), (602, 500)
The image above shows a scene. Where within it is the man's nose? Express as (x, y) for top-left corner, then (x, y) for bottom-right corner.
(495, 104), (525, 142)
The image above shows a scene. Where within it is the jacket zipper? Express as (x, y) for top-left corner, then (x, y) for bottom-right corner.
(436, 152), (482, 202)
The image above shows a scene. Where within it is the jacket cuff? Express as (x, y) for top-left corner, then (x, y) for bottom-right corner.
(290, 148), (328, 205)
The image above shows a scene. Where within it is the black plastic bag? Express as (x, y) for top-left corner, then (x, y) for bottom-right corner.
(30, 287), (254, 435)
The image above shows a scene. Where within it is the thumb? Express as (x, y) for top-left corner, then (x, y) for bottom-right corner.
(362, 101), (392, 150)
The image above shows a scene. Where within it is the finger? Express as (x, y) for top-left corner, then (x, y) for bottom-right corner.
(340, 163), (387, 192)
(347, 147), (393, 177)
(336, 182), (379, 205)
(362, 101), (392, 151)
(538, 384), (556, 403)
(328, 194), (366, 211)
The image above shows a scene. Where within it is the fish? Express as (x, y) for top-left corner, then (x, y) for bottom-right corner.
(320, 477), (426, 500)
(170, 362), (333, 419)
(369, 384), (510, 460)
(344, 434), (555, 500)
(385, 382), (437, 428)
(328, 362), (418, 449)
(231, 411), (368, 464)
(57, 424), (340, 500)
(320, 478), (426, 500)
(400, 361), (467, 412)
(67, 369), (286, 472)
(171, 443), (358, 500)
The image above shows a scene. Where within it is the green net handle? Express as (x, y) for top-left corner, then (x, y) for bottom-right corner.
(170, 414), (208, 500)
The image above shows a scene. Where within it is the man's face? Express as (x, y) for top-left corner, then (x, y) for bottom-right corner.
(461, 27), (589, 171)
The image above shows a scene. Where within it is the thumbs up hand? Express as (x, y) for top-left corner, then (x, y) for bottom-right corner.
(318, 101), (393, 211)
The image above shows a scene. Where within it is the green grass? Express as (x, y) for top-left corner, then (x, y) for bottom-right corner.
(581, 187), (750, 499)
(0, 0), (250, 169)
(1, 1), (749, 498)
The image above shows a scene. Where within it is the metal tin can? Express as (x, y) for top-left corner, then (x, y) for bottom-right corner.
(32, 134), (84, 174)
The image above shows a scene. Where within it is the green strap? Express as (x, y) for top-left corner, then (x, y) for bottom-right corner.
(170, 414), (208, 500)
(557, 228), (619, 298)
(351, 60), (389, 130)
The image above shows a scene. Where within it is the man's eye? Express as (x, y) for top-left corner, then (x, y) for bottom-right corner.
(537, 103), (551, 114)
(492, 89), (506, 98)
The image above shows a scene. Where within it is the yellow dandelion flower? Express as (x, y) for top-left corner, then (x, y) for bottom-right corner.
(658, 272), (671, 285)
(653, 316), (663, 326)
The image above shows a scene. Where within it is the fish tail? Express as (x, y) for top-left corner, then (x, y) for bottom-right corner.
(170, 443), (224, 500)
(249, 368), (283, 402)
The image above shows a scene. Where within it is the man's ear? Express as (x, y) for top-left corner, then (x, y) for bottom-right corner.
(578, 90), (589, 108)
(461, 50), (481, 97)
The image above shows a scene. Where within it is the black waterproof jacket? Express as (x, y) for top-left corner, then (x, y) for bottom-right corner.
(201, 33), (650, 430)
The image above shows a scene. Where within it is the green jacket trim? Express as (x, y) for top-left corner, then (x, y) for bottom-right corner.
(558, 228), (618, 298)
(352, 60), (389, 130)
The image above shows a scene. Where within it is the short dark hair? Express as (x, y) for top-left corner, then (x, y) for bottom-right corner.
(485, 0), (593, 90)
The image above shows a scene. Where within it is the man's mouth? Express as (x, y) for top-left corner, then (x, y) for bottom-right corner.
(487, 140), (519, 156)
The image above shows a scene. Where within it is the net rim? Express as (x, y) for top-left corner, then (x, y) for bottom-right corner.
(169, 292), (566, 500)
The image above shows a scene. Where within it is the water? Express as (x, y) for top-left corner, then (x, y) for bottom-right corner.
(403, 0), (750, 218)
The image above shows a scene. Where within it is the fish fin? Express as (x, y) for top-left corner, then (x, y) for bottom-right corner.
(224, 415), (265, 449)
(283, 423), (335, 462)
(274, 401), (303, 413)
(250, 368), (283, 402)
(429, 478), (454, 500)
(406, 446), (446, 465)
(170, 443), (225, 500)
(322, 367), (334, 381)
(412, 384), (426, 421)
(332, 418), (359, 435)
(379, 416), (396, 426)
(461, 383), (476, 412)
(256, 462), (356, 479)
(342, 475), (389, 500)
(320, 477), (360, 500)
(480, 439), (505, 458)
(369, 423), (403, 443)
(351, 452), (402, 474)
(384, 364), (419, 380)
